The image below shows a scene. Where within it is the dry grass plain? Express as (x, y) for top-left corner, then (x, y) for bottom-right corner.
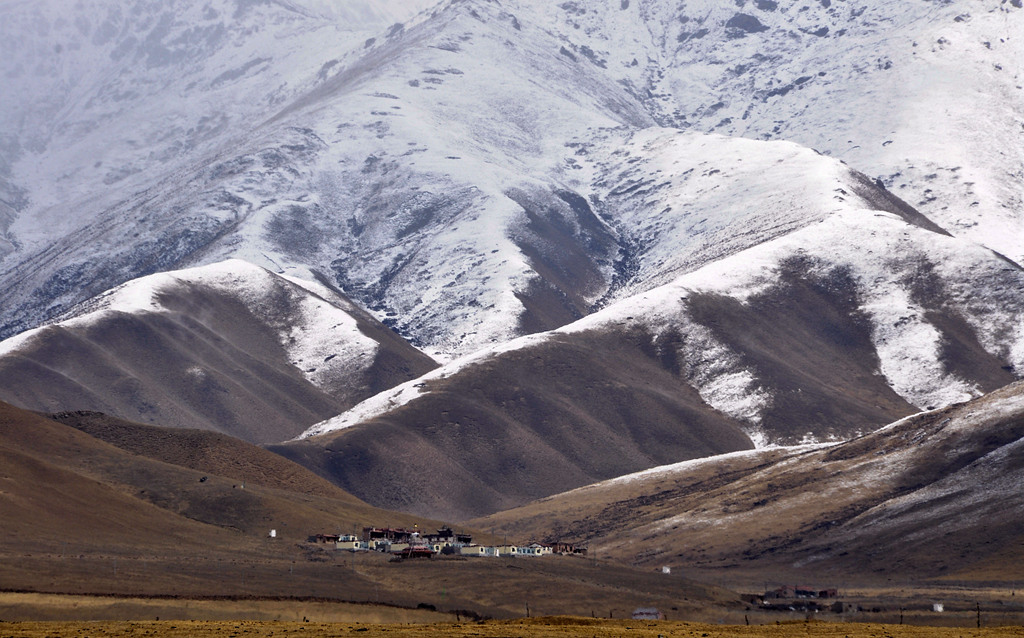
(0, 593), (450, 623)
(2, 617), (1024, 638)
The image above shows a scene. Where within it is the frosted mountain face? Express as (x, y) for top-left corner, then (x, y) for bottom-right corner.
(283, 183), (1024, 517)
(0, 0), (650, 354)
(0, 259), (437, 443)
(302, 193), (1024, 445)
(516, 0), (1024, 262)
(0, 0), (432, 249)
(0, 0), (1021, 364)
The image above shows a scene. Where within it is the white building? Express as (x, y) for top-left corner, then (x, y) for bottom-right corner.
(460, 545), (498, 557)
(336, 534), (369, 551)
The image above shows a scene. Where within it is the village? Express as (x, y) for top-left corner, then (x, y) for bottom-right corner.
(308, 527), (874, 619)
(310, 526), (586, 560)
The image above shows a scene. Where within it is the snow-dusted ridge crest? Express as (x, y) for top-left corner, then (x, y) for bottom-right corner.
(569, 444), (832, 494)
(297, 331), (552, 438)
(4, 0), (1020, 362)
(300, 201), (1024, 444)
(0, 259), (383, 394)
(0, 257), (443, 444)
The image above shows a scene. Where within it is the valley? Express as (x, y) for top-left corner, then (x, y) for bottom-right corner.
(0, 0), (1022, 630)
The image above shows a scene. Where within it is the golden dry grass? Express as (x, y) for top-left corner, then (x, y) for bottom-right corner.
(1, 617), (1023, 638)
(0, 593), (450, 623)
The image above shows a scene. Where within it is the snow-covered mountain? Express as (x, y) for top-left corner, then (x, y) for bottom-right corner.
(0, 0), (429, 243)
(0, 259), (436, 443)
(2, 0), (1021, 359)
(276, 176), (1024, 518)
(516, 0), (1024, 262)
(0, 0), (648, 354)
(1, 0), (1023, 520)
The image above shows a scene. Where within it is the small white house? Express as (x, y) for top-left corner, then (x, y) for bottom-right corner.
(336, 534), (368, 551)
(460, 545), (497, 557)
(524, 543), (552, 556)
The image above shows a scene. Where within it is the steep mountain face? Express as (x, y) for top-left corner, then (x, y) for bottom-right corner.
(1, 0), (1022, 528)
(472, 380), (1024, 581)
(0, 260), (436, 444)
(2, 0), (1020, 360)
(277, 183), (1024, 519)
(516, 0), (1024, 266)
(0, 0), (653, 354)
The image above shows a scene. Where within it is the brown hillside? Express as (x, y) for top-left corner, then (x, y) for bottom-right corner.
(0, 400), (743, 620)
(0, 265), (437, 444)
(0, 309), (345, 444)
(271, 329), (755, 521)
(0, 400), (433, 559)
(47, 410), (363, 501)
(473, 381), (1024, 583)
(0, 402), (251, 555)
(271, 254), (1014, 522)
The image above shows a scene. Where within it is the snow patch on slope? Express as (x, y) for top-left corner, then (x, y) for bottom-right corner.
(298, 331), (552, 437)
(864, 288), (977, 409)
(567, 204), (1024, 433)
(599, 445), (828, 489)
(46, 259), (382, 392)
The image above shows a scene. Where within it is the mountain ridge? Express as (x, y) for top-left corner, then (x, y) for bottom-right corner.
(2, 0), (1020, 359)
(0, 260), (436, 443)
(0, 0), (1021, 537)
(470, 380), (1024, 581)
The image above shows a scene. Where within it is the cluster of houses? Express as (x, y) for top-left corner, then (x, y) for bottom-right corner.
(766, 585), (838, 600)
(758, 585), (848, 613)
(311, 526), (586, 559)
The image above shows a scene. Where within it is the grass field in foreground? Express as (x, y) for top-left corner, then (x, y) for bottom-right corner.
(1, 617), (1024, 638)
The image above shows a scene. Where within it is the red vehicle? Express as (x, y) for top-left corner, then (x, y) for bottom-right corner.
(393, 532), (435, 559)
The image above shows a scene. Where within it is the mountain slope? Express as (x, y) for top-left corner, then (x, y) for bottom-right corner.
(275, 172), (1024, 520)
(0, 403), (236, 554)
(271, 329), (756, 521)
(0, 0), (651, 353)
(472, 380), (1024, 581)
(47, 409), (365, 501)
(517, 0), (1024, 265)
(2, 0), (1019, 362)
(0, 0), (1021, 529)
(3, 400), (744, 619)
(0, 259), (436, 443)
(0, 400), (432, 552)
